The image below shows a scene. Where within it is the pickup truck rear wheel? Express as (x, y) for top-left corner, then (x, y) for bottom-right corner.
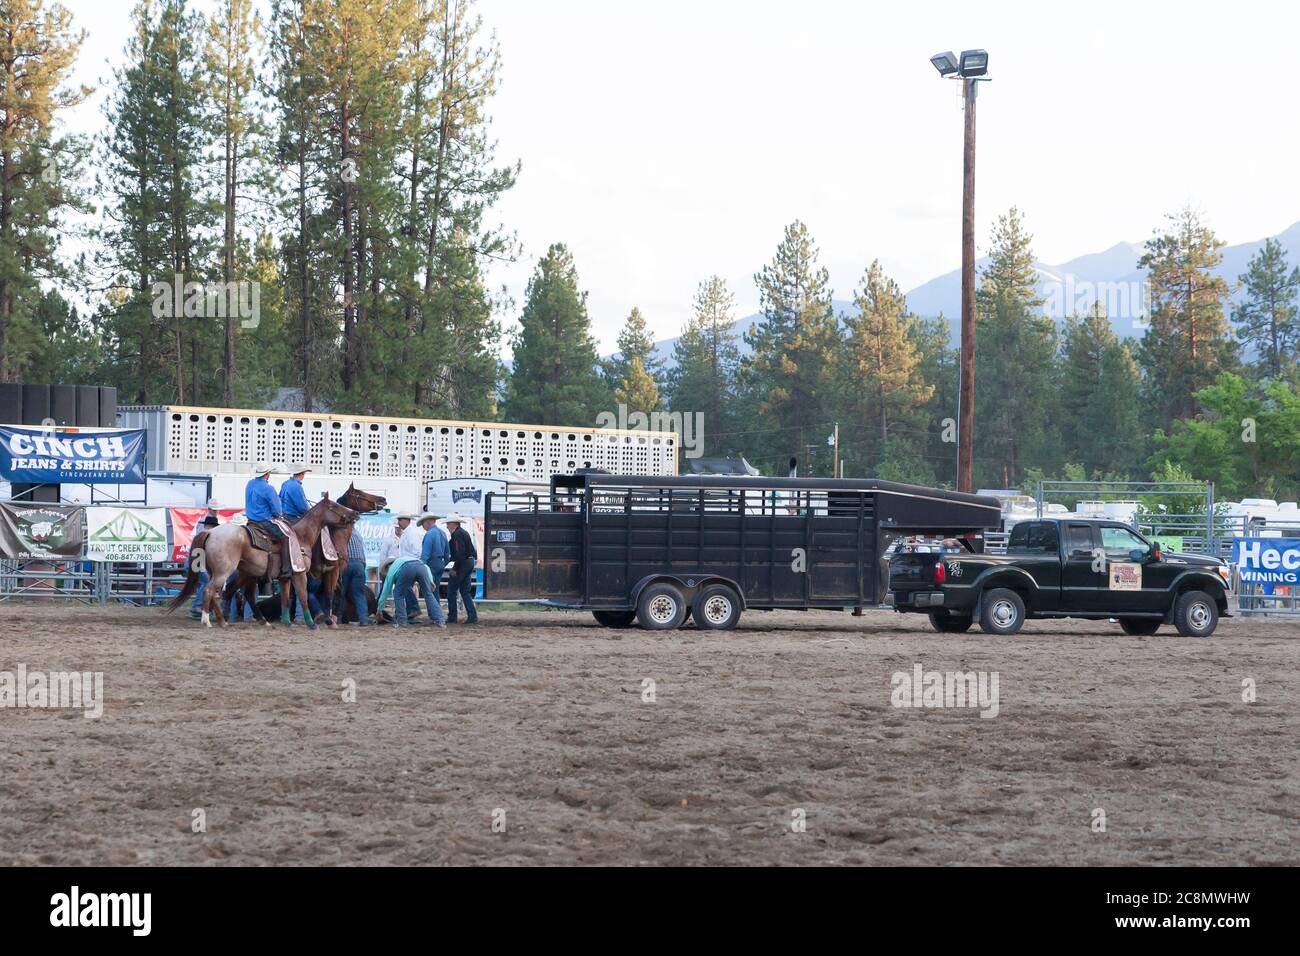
(1173, 590), (1218, 637)
(928, 610), (973, 633)
(979, 588), (1025, 635)
(636, 582), (687, 630)
(1119, 617), (1160, 636)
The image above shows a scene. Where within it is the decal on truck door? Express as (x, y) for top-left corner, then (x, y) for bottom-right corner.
(1109, 563), (1141, 590)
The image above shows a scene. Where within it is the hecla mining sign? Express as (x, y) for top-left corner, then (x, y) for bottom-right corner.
(0, 427), (147, 484)
(1232, 537), (1300, 585)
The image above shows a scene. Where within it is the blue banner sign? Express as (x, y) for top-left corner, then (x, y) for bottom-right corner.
(1232, 536), (1300, 586)
(0, 426), (147, 484)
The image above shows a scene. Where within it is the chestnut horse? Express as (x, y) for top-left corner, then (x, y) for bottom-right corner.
(310, 483), (387, 625)
(168, 495), (359, 628)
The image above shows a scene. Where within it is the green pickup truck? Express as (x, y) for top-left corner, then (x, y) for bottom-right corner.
(888, 518), (1232, 636)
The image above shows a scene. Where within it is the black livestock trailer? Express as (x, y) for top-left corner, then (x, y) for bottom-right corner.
(482, 473), (1000, 630)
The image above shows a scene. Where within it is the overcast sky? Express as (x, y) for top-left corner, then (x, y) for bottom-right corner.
(65, 0), (1300, 352)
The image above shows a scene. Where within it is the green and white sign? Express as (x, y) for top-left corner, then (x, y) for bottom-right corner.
(86, 507), (168, 562)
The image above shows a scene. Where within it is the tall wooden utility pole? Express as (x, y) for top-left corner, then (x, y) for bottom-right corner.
(958, 76), (977, 494)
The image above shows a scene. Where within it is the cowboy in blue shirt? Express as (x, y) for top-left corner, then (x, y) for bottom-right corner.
(418, 514), (449, 623)
(280, 464), (312, 521)
(245, 463), (292, 577)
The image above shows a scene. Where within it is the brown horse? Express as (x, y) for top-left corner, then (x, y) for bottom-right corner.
(310, 483), (387, 625)
(168, 494), (359, 629)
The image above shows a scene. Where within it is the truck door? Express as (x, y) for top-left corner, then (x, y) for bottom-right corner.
(1060, 523), (1104, 611)
(1098, 524), (1159, 613)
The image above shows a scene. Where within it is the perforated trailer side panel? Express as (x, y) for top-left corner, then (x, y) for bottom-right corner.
(120, 405), (679, 482)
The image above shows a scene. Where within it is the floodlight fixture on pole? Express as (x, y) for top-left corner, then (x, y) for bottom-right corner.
(930, 51), (959, 76)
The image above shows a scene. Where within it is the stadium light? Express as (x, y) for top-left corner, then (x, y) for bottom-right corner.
(930, 51), (959, 76)
(959, 49), (989, 77)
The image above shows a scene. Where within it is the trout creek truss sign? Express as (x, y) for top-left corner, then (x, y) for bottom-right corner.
(85, 507), (168, 562)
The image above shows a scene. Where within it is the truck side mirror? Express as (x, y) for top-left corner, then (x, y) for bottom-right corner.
(1128, 548), (1145, 562)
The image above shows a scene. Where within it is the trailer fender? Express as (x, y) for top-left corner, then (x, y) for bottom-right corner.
(629, 573), (746, 611)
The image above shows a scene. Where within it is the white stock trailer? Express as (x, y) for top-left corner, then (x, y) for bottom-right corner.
(113, 404), (678, 513)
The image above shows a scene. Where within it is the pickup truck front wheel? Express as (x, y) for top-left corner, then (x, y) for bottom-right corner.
(979, 588), (1025, 635)
(1173, 590), (1218, 637)
(928, 610), (973, 633)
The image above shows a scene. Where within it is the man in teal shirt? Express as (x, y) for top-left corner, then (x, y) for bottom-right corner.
(375, 556), (444, 628)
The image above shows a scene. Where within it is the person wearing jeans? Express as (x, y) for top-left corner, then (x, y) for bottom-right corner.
(419, 513), (449, 616)
(445, 515), (478, 625)
(376, 556), (444, 627)
(341, 529), (371, 626)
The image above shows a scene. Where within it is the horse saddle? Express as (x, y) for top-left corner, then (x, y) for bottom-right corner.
(245, 520), (307, 574)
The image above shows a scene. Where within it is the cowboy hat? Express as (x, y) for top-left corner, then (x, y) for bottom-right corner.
(443, 513), (469, 525)
(207, 498), (220, 509)
(416, 513), (439, 525)
(288, 463), (312, 475)
(252, 462), (275, 475)
(395, 512), (415, 521)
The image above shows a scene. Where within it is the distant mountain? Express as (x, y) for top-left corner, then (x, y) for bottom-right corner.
(636, 220), (1300, 366)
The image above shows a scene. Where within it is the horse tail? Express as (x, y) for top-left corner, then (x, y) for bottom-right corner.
(167, 565), (202, 613)
(166, 530), (211, 614)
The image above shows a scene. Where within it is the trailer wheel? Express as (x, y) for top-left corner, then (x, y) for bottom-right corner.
(928, 610), (973, 633)
(1173, 590), (1218, 637)
(978, 588), (1025, 635)
(636, 583), (687, 630)
(1119, 617), (1160, 636)
(692, 584), (742, 630)
(592, 610), (637, 628)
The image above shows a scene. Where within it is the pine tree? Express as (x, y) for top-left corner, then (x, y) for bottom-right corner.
(604, 306), (660, 391)
(839, 260), (932, 477)
(613, 355), (659, 413)
(1233, 237), (1300, 380)
(973, 208), (1058, 487)
(668, 275), (740, 456)
(908, 315), (958, 487)
(1136, 205), (1237, 428)
(1058, 304), (1144, 477)
(268, 0), (332, 410)
(0, 0), (90, 380)
(502, 243), (608, 425)
(742, 221), (841, 476)
(384, 0), (515, 415)
(203, 0), (270, 404)
(97, 0), (208, 404)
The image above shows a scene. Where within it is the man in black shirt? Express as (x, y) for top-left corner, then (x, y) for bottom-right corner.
(445, 514), (478, 625)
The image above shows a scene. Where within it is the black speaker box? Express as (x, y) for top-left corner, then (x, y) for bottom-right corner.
(76, 385), (100, 427)
(0, 383), (20, 424)
(20, 383), (50, 425)
(51, 384), (77, 426)
(99, 386), (118, 428)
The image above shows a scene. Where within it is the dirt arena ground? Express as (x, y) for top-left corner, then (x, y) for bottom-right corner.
(0, 602), (1296, 866)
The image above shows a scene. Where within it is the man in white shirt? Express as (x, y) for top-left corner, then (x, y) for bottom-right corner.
(372, 513), (405, 589)
(397, 512), (425, 560)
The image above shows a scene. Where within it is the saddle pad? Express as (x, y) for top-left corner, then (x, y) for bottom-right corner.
(273, 518), (308, 574)
(321, 528), (339, 563)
